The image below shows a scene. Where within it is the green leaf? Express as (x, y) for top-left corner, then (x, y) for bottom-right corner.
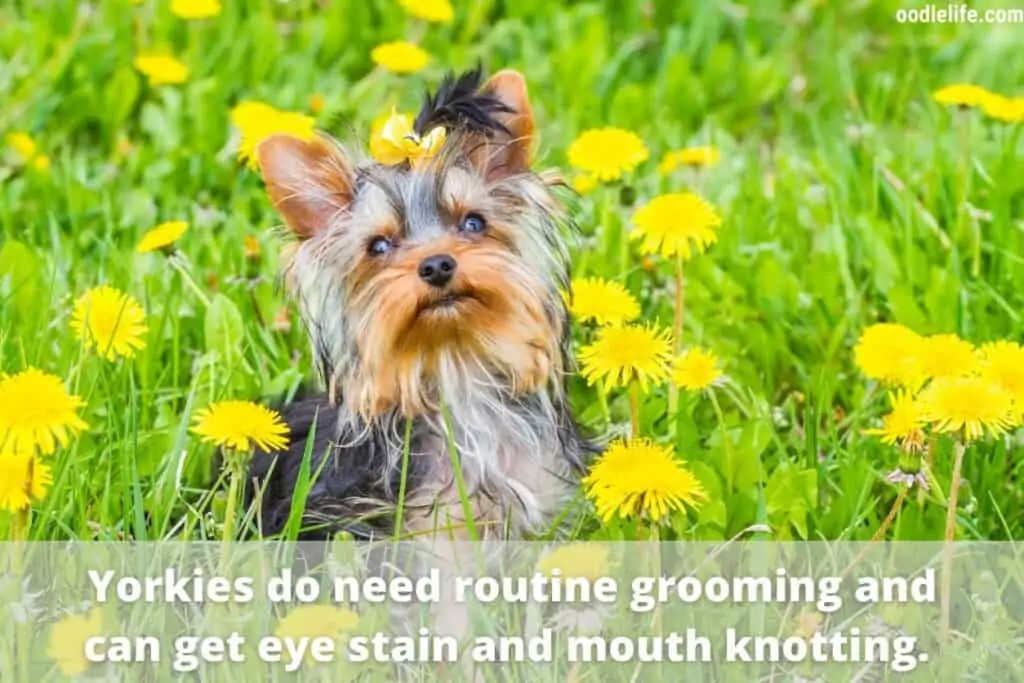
(103, 66), (141, 132)
(0, 239), (43, 316)
(203, 294), (245, 365)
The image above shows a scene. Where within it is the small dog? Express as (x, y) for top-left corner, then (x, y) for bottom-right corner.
(248, 67), (595, 541)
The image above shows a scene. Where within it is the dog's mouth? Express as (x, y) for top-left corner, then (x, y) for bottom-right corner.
(418, 291), (476, 315)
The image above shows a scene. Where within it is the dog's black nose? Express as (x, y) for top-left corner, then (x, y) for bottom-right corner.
(418, 254), (457, 288)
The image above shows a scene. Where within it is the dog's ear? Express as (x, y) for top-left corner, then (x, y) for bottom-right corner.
(257, 133), (354, 239)
(479, 69), (536, 179)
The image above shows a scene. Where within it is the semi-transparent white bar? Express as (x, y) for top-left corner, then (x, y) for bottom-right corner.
(0, 541), (1020, 681)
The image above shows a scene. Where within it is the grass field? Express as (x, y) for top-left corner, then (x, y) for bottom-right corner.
(1, 0), (1022, 545)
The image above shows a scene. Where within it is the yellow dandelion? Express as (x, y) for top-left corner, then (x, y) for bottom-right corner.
(231, 101), (317, 170)
(566, 127), (648, 182)
(398, 0), (453, 23)
(32, 155), (51, 172)
(309, 92), (326, 115)
(0, 446), (53, 512)
(243, 235), (262, 260)
(918, 333), (976, 381)
(571, 173), (599, 194)
(275, 605), (359, 653)
(536, 544), (610, 581)
(71, 285), (148, 361)
(853, 323), (925, 388)
(630, 192), (721, 260)
(977, 341), (1024, 414)
(982, 95), (1024, 124)
(170, 0), (221, 19)
(658, 146), (720, 173)
(578, 323), (673, 391)
(6, 132), (37, 162)
(369, 109), (446, 166)
(0, 368), (88, 456)
(371, 41), (430, 74)
(671, 348), (723, 391)
(133, 53), (189, 86)
(47, 609), (103, 677)
(230, 100), (279, 129)
(584, 438), (706, 522)
(932, 83), (997, 108)
(192, 400), (289, 452)
(919, 375), (1016, 441)
(137, 220), (188, 253)
(865, 389), (926, 448)
(567, 277), (640, 326)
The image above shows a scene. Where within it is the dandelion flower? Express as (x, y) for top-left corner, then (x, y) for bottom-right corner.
(369, 109), (446, 166)
(671, 348), (723, 391)
(630, 193), (721, 260)
(309, 92), (326, 115)
(0, 368), (88, 456)
(578, 323), (672, 391)
(932, 83), (997, 109)
(571, 173), (598, 195)
(171, 0), (221, 19)
(536, 544), (610, 581)
(919, 375), (1016, 441)
(977, 341), (1024, 410)
(5, 132), (37, 162)
(47, 609), (103, 677)
(918, 333), (976, 381)
(243, 235), (262, 260)
(371, 41), (429, 74)
(982, 95), (1024, 124)
(0, 447), (53, 512)
(865, 389), (926, 449)
(231, 101), (316, 170)
(71, 285), (148, 361)
(398, 0), (453, 23)
(275, 605), (359, 641)
(584, 438), (706, 522)
(567, 277), (640, 326)
(853, 323), (925, 387)
(658, 146), (720, 173)
(133, 53), (189, 86)
(566, 128), (649, 182)
(137, 220), (188, 253)
(230, 100), (279, 129)
(32, 155), (51, 172)
(192, 400), (289, 452)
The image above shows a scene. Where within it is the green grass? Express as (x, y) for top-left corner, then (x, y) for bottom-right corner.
(1, 0), (1022, 544)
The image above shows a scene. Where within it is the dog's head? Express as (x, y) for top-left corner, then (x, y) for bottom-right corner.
(257, 68), (572, 419)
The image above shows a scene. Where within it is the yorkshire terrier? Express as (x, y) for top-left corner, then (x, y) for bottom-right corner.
(247, 67), (595, 542)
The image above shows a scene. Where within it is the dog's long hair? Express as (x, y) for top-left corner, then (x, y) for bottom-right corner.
(248, 67), (595, 540)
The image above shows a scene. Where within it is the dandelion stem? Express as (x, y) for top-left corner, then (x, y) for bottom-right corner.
(12, 509), (29, 683)
(940, 440), (967, 645)
(673, 255), (685, 351)
(872, 486), (908, 542)
(668, 255), (685, 435)
(440, 400), (480, 542)
(649, 521), (664, 683)
(169, 254), (212, 308)
(628, 382), (641, 439)
(393, 417), (413, 539)
(220, 449), (248, 566)
(840, 486), (909, 580)
(708, 388), (731, 489)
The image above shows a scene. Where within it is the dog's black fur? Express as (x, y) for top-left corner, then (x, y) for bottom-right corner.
(246, 394), (594, 539)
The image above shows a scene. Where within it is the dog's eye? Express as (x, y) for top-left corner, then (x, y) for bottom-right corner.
(460, 213), (487, 234)
(368, 236), (393, 256)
